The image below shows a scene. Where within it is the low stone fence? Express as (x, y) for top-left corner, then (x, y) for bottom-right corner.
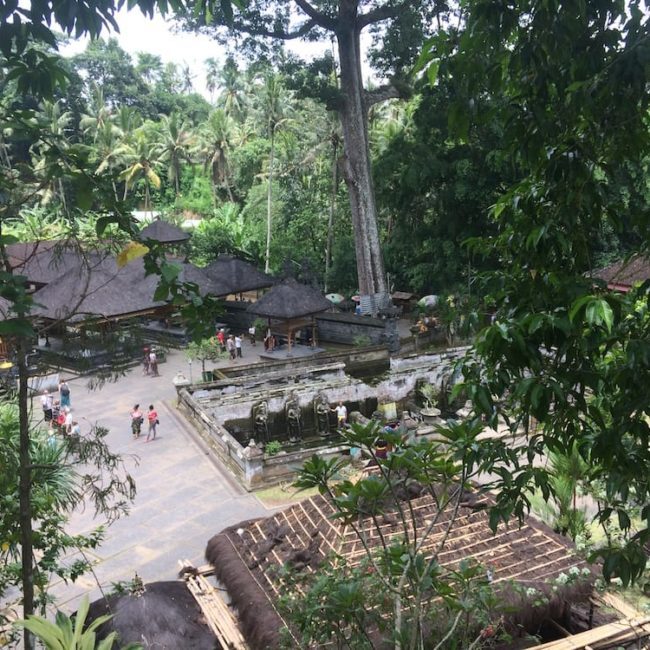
(199, 345), (389, 384)
(178, 386), (349, 491)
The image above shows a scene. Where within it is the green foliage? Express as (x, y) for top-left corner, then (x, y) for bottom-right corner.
(185, 337), (225, 373)
(0, 401), (136, 625)
(436, 0), (650, 586)
(15, 595), (142, 649)
(289, 420), (504, 647)
(264, 440), (282, 456)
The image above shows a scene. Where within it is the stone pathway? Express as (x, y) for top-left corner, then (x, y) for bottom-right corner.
(44, 340), (274, 614)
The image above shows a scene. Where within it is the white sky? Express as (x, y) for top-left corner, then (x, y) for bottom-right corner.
(60, 6), (332, 99)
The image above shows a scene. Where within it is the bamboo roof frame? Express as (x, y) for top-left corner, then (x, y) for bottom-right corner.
(206, 487), (597, 649)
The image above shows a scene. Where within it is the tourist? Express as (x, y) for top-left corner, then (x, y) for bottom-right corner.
(146, 404), (159, 442)
(51, 399), (61, 431)
(56, 404), (66, 434)
(41, 390), (53, 423)
(142, 348), (150, 376)
(216, 329), (226, 353)
(226, 335), (236, 361)
(248, 324), (256, 346)
(235, 334), (243, 358)
(59, 378), (71, 408)
(131, 404), (143, 439)
(70, 420), (81, 438)
(64, 406), (73, 434)
(331, 400), (347, 429)
(149, 348), (159, 376)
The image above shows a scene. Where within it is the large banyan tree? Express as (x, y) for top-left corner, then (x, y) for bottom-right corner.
(183, 0), (441, 297)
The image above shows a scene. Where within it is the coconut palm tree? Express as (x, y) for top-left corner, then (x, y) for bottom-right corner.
(31, 99), (73, 211)
(154, 113), (195, 197)
(217, 56), (247, 121)
(252, 72), (294, 273)
(79, 86), (113, 144)
(118, 129), (162, 213)
(197, 108), (237, 203)
(205, 57), (220, 104)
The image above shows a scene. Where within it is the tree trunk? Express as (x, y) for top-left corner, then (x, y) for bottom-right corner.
(265, 127), (275, 274)
(17, 338), (34, 649)
(336, 16), (387, 297)
(324, 136), (339, 293)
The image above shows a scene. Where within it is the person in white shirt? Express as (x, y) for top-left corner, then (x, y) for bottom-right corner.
(235, 335), (243, 358)
(331, 401), (347, 429)
(41, 390), (53, 422)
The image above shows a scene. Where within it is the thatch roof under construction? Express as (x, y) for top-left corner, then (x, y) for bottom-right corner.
(247, 278), (332, 320)
(140, 219), (191, 244)
(204, 255), (274, 295)
(206, 489), (596, 650)
(86, 580), (217, 649)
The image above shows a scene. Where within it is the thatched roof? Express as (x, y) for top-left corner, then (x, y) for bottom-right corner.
(0, 297), (12, 321)
(86, 581), (216, 649)
(32, 256), (224, 322)
(140, 219), (191, 244)
(204, 255), (274, 294)
(591, 255), (650, 291)
(31, 255), (162, 322)
(6, 241), (88, 287)
(177, 262), (230, 297)
(206, 489), (595, 650)
(247, 278), (331, 320)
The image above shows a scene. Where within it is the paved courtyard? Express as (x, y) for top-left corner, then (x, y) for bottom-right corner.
(44, 339), (276, 613)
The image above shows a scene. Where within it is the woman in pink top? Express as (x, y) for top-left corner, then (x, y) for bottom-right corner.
(146, 404), (158, 442)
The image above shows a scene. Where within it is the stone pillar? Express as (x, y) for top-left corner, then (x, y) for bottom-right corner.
(242, 439), (264, 490)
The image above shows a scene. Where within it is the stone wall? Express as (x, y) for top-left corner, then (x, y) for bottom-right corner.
(220, 301), (400, 352)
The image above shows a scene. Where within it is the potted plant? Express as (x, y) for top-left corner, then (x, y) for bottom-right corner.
(417, 382), (441, 424)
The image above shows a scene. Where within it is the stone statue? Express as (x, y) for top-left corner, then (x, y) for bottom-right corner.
(252, 401), (269, 445)
(285, 392), (302, 443)
(315, 392), (331, 437)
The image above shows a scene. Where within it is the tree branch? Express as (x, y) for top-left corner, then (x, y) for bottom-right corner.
(233, 18), (318, 41)
(293, 0), (337, 30)
(358, 3), (404, 30)
(364, 84), (404, 108)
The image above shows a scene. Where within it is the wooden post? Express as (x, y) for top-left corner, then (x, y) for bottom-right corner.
(312, 315), (318, 347)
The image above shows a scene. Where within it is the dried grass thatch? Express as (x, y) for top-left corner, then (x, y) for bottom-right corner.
(247, 278), (332, 320)
(204, 255), (274, 294)
(140, 219), (191, 243)
(590, 254), (650, 291)
(86, 580), (218, 649)
(206, 490), (596, 649)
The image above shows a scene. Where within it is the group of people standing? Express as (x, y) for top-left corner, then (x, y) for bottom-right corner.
(216, 329), (243, 361)
(130, 403), (159, 442)
(40, 379), (80, 437)
(142, 347), (159, 376)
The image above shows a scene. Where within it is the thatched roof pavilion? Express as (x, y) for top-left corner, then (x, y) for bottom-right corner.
(31, 257), (222, 323)
(6, 241), (90, 288)
(204, 255), (274, 295)
(206, 490), (596, 649)
(247, 278), (332, 352)
(590, 255), (650, 293)
(139, 219), (191, 244)
(31, 256), (162, 323)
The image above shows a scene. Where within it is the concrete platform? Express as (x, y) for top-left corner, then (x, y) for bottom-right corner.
(38, 340), (278, 615)
(259, 343), (326, 360)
